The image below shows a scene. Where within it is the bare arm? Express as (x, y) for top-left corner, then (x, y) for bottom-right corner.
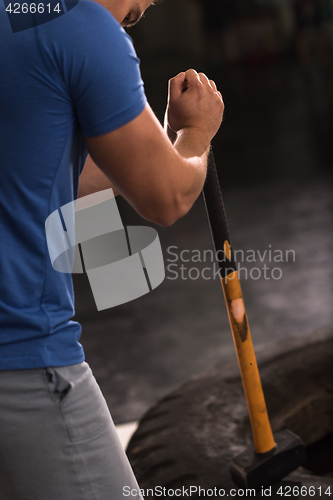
(84, 70), (224, 226)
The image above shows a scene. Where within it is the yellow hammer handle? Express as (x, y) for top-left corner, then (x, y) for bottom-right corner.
(221, 270), (276, 454)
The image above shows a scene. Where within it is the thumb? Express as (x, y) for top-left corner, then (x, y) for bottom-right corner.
(168, 72), (186, 101)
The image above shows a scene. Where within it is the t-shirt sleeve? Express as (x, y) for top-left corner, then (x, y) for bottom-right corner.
(54, 0), (147, 137)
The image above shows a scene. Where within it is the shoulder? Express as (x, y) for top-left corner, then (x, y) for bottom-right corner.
(64, 0), (120, 33)
(42, 0), (134, 56)
(38, 0), (139, 87)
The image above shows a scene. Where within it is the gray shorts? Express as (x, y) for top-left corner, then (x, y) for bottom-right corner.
(0, 362), (143, 500)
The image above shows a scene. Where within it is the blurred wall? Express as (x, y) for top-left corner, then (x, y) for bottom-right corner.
(130, 0), (204, 61)
(130, 0), (333, 67)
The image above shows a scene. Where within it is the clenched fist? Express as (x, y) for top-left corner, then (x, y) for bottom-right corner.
(165, 69), (224, 145)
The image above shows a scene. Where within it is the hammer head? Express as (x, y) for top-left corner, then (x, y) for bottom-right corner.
(230, 429), (306, 490)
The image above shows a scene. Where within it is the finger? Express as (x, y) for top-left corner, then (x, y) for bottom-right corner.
(209, 79), (217, 91)
(198, 72), (212, 88)
(216, 91), (223, 102)
(184, 69), (202, 88)
(168, 72), (186, 100)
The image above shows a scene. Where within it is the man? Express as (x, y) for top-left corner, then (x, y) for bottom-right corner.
(0, 0), (224, 497)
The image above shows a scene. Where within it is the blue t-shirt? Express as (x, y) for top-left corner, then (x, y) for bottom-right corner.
(0, 0), (147, 369)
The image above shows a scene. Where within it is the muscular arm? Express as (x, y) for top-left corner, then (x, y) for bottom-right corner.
(84, 70), (224, 227)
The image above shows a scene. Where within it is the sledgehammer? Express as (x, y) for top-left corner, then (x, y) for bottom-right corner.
(202, 150), (306, 489)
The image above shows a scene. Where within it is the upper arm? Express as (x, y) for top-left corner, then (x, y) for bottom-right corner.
(85, 103), (187, 226)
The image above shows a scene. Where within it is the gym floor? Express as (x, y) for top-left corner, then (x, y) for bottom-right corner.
(73, 57), (333, 428)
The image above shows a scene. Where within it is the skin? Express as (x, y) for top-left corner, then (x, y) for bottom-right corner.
(79, 0), (224, 227)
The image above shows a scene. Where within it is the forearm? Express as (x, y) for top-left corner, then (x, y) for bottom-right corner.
(164, 108), (210, 201)
(125, 122), (210, 226)
(81, 129), (208, 228)
(171, 128), (210, 212)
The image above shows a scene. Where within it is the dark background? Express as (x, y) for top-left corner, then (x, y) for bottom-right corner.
(73, 0), (333, 424)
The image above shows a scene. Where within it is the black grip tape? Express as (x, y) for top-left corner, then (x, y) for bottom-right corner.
(202, 149), (236, 278)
